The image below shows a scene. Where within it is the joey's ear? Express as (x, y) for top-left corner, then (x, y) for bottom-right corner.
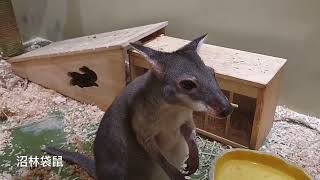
(180, 34), (208, 53)
(130, 43), (164, 79)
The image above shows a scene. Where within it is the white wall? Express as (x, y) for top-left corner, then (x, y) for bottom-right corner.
(11, 0), (320, 117)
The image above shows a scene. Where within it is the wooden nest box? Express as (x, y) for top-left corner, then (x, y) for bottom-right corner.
(9, 22), (286, 150)
(129, 36), (287, 149)
(9, 22), (167, 110)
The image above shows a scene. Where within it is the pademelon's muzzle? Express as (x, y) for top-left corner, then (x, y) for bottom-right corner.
(206, 95), (234, 119)
(207, 103), (234, 119)
(216, 104), (234, 118)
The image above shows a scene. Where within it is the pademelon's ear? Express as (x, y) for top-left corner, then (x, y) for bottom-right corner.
(180, 34), (208, 53)
(130, 43), (164, 79)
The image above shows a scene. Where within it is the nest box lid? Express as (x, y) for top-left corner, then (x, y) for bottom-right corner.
(9, 21), (168, 63)
(132, 36), (287, 87)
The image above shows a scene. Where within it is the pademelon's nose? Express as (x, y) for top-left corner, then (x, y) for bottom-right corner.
(217, 104), (234, 118)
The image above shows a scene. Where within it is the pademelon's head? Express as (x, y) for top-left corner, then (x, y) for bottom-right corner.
(130, 34), (233, 118)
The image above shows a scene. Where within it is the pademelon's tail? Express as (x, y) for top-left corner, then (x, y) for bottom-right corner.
(41, 146), (96, 178)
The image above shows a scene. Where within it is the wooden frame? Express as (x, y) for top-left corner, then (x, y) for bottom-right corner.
(128, 35), (286, 149)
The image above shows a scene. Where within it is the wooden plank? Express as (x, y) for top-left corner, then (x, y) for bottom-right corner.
(251, 69), (283, 149)
(225, 92), (234, 135)
(249, 90), (264, 149)
(121, 47), (131, 85)
(139, 27), (166, 43)
(11, 48), (126, 110)
(9, 22), (168, 63)
(217, 77), (258, 98)
(197, 128), (248, 148)
(129, 64), (146, 81)
(129, 52), (145, 80)
(129, 54), (259, 98)
(203, 112), (209, 131)
(129, 35), (287, 88)
(130, 53), (150, 69)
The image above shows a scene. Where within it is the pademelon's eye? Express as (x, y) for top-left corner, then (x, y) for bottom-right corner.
(179, 79), (197, 91)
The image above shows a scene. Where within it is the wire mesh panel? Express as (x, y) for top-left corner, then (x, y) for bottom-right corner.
(0, 0), (23, 57)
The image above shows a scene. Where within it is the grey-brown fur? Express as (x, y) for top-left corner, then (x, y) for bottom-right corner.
(43, 34), (233, 180)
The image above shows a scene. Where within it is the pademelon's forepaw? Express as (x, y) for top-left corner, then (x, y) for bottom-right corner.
(182, 153), (199, 176)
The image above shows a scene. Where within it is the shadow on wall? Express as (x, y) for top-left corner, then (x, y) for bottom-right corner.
(63, 0), (83, 39)
(11, 0), (84, 41)
(11, 0), (48, 41)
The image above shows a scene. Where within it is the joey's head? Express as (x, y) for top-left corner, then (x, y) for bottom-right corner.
(130, 34), (233, 118)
